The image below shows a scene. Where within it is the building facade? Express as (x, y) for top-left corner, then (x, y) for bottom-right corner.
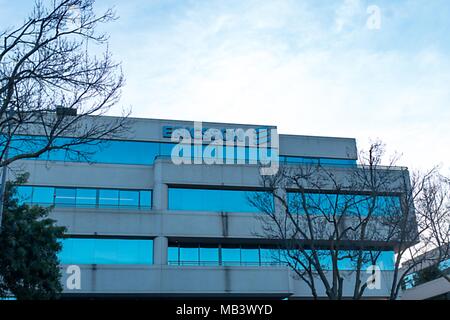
(401, 246), (450, 300)
(9, 116), (409, 298)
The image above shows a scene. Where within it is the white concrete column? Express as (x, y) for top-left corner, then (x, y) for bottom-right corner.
(153, 236), (168, 265)
(152, 160), (168, 210)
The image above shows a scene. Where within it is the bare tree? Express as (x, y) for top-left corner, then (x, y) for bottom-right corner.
(0, 0), (130, 227)
(250, 141), (449, 299)
(393, 170), (450, 297)
(1, 0), (129, 167)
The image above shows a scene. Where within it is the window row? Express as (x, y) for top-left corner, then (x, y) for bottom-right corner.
(168, 187), (401, 215)
(403, 258), (450, 289)
(280, 156), (357, 167)
(15, 186), (152, 209)
(168, 244), (395, 270)
(6, 135), (357, 166)
(287, 192), (402, 216)
(58, 238), (154, 265)
(168, 188), (269, 213)
(56, 238), (395, 270)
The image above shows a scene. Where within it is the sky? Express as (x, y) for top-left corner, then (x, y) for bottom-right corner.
(1, 0), (449, 171)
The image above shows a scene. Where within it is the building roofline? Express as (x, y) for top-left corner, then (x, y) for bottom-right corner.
(97, 114), (357, 141)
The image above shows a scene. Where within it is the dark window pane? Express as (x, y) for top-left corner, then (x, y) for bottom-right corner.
(76, 189), (97, 207)
(119, 190), (139, 207)
(99, 189), (119, 207)
(55, 188), (76, 206)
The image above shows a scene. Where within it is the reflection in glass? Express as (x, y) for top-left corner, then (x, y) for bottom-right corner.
(55, 188), (76, 206)
(58, 238), (153, 264)
(168, 188), (271, 213)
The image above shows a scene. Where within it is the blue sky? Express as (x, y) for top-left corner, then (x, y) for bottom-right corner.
(1, 0), (450, 170)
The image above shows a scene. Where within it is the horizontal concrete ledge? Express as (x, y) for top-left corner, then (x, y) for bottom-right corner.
(59, 265), (396, 298)
(51, 209), (406, 248)
(400, 277), (450, 300)
(60, 264), (293, 296)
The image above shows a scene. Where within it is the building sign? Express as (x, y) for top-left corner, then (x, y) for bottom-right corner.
(162, 125), (272, 144)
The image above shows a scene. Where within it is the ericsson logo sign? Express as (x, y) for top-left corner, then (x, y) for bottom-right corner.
(163, 122), (279, 175)
(162, 125), (272, 144)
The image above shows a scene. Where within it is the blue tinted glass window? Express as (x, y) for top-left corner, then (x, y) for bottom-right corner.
(159, 143), (174, 157)
(241, 248), (260, 266)
(11, 135), (165, 165)
(89, 140), (159, 165)
(119, 190), (139, 207)
(58, 238), (153, 264)
(76, 189), (97, 207)
(8, 136), (47, 158)
(403, 274), (415, 289)
(288, 192), (401, 216)
(11, 134), (289, 166)
(439, 258), (450, 271)
(47, 138), (160, 165)
(168, 188), (268, 213)
(221, 190), (255, 212)
(279, 249), (297, 266)
(15, 185), (151, 209)
(199, 247), (219, 266)
(376, 196), (401, 215)
(279, 249), (395, 271)
(168, 247), (179, 265)
(15, 186), (33, 204)
(32, 187), (54, 205)
(319, 158), (357, 167)
(99, 189), (119, 207)
(59, 238), (94, 264)
(139, 191), (152, 208)
(180, 247), (199, 265)
(55, 188), (76, 206)
(284, 156), (319, 165)
(169, 244), (395, 270)
(376, 251), (395, 271)
(93, 239), (118, 264)
(281, 156), (357, 167)
(222, 248), (241, 266)
(260, 249), (280, 266)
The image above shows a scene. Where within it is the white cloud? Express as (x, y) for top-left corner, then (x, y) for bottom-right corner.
(101, 0), (450, 171)
(334, 0), (363, 32)
(4, 0), (447, 171)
